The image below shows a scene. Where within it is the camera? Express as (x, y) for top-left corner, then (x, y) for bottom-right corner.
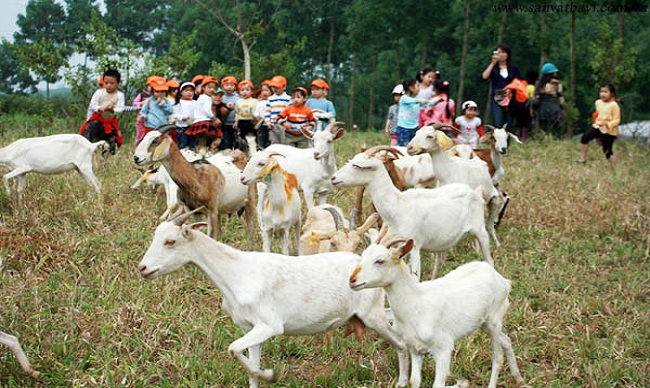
(493, 50), (499, 56)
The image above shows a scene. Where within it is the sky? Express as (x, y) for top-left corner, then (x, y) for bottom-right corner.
(1, 0), (29, 42)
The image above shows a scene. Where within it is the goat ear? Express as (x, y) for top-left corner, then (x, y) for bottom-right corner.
(333, 128), (345, 141)
(398, 239), (414, 258)
(508, 132), (523, 144)
(152, 136), (172, 161)
(182, 222), (208, 239)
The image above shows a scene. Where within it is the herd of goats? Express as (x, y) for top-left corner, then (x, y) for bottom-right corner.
(0, 121), (526, 387)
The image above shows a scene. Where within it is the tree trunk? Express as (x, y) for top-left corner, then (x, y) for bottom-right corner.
(568, 11), (576, 137)
(539, 11), (547, 67)
(486, 1), (509, 124)
(367, 53), (377, 130)
(349, 54), (356, 127)
(457, 0), (471, 117)
(327, 20), (335, 100)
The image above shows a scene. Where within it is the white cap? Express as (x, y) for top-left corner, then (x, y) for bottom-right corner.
(462, 100), (478, 110)
(392, 84), (404, 95)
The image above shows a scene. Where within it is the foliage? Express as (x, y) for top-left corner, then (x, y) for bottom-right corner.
(2, 0), (650, 129)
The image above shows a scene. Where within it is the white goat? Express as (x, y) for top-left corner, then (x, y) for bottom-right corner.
(0, 134), (107, 202)
(131, 165), (180, 220)
(300, 205), (379, 255)
(133, 125), (256, 248)
(138, 210), (410, 388)
(331, 151), (493, 279)
(476, 125), (522, 187)
(264, 121), (344, 209)
(407, 125), (502, 247)
(349, 237), (524, 388)
(241, 150), (301, 255)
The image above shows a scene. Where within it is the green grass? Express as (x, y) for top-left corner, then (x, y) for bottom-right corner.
(0, 119), (648, 387)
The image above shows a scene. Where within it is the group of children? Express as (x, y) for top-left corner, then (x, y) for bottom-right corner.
(384, 67), (620, 166)
(385, 68), (483, 149)
(81, 69), (337, 155)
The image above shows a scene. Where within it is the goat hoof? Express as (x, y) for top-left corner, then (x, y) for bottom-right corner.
(259, 368), (276, 382)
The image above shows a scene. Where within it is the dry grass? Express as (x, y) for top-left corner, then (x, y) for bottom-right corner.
(0, 121), (648, 387)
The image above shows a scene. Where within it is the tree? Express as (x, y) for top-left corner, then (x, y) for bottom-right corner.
(13, 39), (69, 97)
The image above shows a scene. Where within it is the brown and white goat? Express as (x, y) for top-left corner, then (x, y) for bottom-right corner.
(133, 125), (256, 247)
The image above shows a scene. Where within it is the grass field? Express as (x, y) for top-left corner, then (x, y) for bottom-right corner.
(0, 117), (648, 387)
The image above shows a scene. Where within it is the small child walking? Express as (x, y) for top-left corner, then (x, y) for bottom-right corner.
(453, 100), (484, 149)
(420, 79), (455, 137)
(170, 81), (198, 149)
(266, 75), (291, 145)
(139, 77), (173, 138)
(278, 86), (315, 149)
(577, 83), (621, 166)
(234, 80), (258, 153)
(396, 78), (434, 146)
(306, 79), (336, 131)
(186, 76), (222, 153)
(219, 76), (241, 150)
(80, 68), (125, 154)
(384, 84), (403, 146)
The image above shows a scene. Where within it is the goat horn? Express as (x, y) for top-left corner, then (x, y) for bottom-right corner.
(376, 222), (389, 244)
(156, 124), (178, 135)
(324, 121), (346, 133)
(484, 125), (496, 132)
(323, 206), (345, 231)
(349, 208), (358, 230)
(430, 122), (461, 134)
(364, 145), (403, 158)
(357, 213), (379, 233)
(169, 206), (205, 225)
(382, 236), (407, 248)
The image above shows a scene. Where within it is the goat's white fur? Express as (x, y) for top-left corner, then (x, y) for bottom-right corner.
(0, 134), (106, 202)
(331, 152), (493, 279)
(138, 214), (410, 388)
(349, 239), (524, 388)
(479, 126), (522, 186)
(264, 122), (344, 209)
(407, 126), (502, 247)
(241, 150), (301, 255)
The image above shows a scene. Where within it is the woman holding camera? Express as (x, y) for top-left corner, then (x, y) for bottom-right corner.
(531, 62), (567, 137)
(482, 43), (522, 129)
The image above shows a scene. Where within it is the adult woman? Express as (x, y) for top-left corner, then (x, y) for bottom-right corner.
(481, 43), (522, 129)
(532, 62), (566, 136)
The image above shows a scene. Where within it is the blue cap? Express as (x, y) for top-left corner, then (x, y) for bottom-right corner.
(541, 63), (559, 74)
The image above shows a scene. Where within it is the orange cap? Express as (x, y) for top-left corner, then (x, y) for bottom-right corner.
(151, 78), (169, 92)
(238, 80), (254, 90)
(147, 75), (164, 86)
(269, 75), (287, 88)
(166, 79), (180, 89)
(292, 86), (308, 97)
(310, 78), (329, 89)
(98, 75), (104, 87)
(202, 76), (219, 87)
(221, 76), (238, 86)
(192, 74), (205, 84)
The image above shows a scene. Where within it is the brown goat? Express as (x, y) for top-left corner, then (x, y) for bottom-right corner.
(133, 125), (256, 247)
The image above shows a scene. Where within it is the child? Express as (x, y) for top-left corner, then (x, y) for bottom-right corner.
(420, 79), (456, 137)
(577, 83), (621, 166)
(139, 77), (174, 138)
(219, 76), (241, 150)
(80, 68), (125, 154)
(186, 76), (222, 153)
(416, 67), (437, 100)
(306, 78), (336, 131)
(234, 80), (258, 153)
(166, 79), (179, 102)
(133, 75), (161, 145)
(254, 81), (272, 149)
(384, 84), (403, 146)
(453, 100), (484, 149)
(266, 75), (291, 145)
(278, 86), (315, 148)
(396, 78), (434, 147)
(170, 81), (197, 149)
